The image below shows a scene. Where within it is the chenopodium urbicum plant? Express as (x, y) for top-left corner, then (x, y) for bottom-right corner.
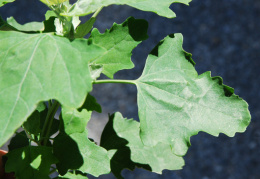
(0, 0), (251, 178)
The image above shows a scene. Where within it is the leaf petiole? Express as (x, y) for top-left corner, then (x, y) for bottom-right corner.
(93, 6), (104, 18)
(40, 100), (60, 146)
(93, 79), (136, 85)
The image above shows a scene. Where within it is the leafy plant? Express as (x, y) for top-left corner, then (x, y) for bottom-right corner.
(0, 0), (251, 178)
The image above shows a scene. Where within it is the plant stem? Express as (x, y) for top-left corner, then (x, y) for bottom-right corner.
(93, 79), (136, 85)
(40, 100), (60, 146)
(93, 6), (103, 18)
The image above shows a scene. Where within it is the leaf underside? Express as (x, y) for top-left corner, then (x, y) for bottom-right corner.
(0, 31), (105, 147)
(66, 0), (192, 18)
(136, 33), (251, 156)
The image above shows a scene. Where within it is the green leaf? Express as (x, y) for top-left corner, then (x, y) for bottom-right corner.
(8, 131), (29, 151)
(58, 172), (88, 179)
(45, 10), (57, 20)
(0, 16), (17, 31)
(101, 112), (184, 178)
(54, 131), (110, 177)
(40, 0), (68, 6)
(23, 105), (59, 143)
(36, 102), (46, 112)
(0, 31), (105, 147)
(54, 107), (110, 176)
(0, 0), (14, 7)
(89, 17), (148, 78)
(79, 94), (102, 113)
(135, 34), (251, 156)
(75, 17), (96, 38)
(5, 146), (58, 178)
(23, 110), (42, 136)
(61, 106), (92, 135)
(66, 0), (191, 18)
(6, 17), (44, 32)
(89, 64), (103, 81)
(70, 131), (110, 176)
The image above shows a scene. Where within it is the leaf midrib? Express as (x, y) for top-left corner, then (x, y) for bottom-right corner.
(137, 81), (238, 119)
(3, 34), (46, 135)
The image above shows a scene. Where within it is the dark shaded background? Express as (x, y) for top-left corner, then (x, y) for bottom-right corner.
(1, 0), (260, 178)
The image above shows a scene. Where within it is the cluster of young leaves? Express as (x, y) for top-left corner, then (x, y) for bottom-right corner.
(0, 0), (251, 178)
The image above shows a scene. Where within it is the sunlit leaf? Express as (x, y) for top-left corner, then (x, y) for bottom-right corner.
(101, 112), (184, 178)
(0, 31), (105, 147)
(135, 34), (251, 156)
(40, 0), (68, 6)
(61, 107), (91, 135)
(6, 17), (44, 32)
(89, 17), (148, 78)
(65, 0), (191, 18)
(54, 106), (110, 177)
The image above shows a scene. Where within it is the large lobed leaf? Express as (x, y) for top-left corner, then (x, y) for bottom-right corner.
(65, 0), (192, 18)
(89, 17), (148, 78)
(136, 34), (251, 156)
(101, 112), (184, 178)
(0, 31), (105, 147)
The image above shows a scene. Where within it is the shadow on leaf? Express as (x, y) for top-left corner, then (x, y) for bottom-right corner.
(100, 114), (151, 179)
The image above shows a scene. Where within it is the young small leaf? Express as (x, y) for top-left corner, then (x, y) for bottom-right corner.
(61, 106), (92, 135)
(45, 10), (57, 20)
(89, 17), (148, 78)
(75, 17), (96, 38)
(65, 0), (191, 18)
(135, 34), (251, 156)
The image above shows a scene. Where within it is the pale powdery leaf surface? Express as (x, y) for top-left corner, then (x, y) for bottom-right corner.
(0, 31), (105, 147)
(101, 112), (184, 178)
(136, 34), (251, 156)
